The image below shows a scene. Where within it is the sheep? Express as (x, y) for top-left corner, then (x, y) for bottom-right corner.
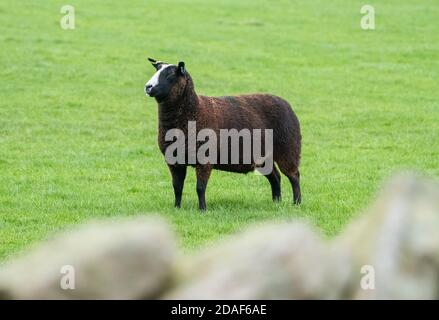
(144, 58), (301, 211)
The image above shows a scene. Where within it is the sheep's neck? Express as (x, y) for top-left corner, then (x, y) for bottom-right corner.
(158, 89), (199, 133)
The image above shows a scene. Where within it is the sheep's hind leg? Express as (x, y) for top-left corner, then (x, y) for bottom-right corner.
(289, 171), (301, 205)
(168, 165), (187, 208)
(264, 165), (282, 202)
(195, 164), (212, 212)
(277, 160), (301, 205)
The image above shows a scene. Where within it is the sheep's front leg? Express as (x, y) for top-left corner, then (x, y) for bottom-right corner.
(168, 165), (187, 208)
(195, 164), (212, 211)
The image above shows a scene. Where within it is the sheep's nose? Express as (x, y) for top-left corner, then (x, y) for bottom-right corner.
(145, 84), (153, 95)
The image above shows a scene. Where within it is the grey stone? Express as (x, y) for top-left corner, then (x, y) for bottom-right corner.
(336, 173), (439, 299)
(0, 217), (175, 299)
(166, 222), (351, 299)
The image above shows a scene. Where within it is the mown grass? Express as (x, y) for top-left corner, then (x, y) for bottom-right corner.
(0, 0), (438, 261)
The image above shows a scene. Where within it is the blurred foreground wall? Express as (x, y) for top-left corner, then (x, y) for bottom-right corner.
(0, 173), (438, 299)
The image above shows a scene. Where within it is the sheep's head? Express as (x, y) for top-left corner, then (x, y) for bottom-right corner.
(144, 58), (187, 102)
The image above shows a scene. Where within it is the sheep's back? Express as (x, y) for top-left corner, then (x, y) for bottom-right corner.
(198, 94), (300, 136)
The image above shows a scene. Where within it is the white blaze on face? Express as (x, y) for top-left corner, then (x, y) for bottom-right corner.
(146, 64), (171, 88)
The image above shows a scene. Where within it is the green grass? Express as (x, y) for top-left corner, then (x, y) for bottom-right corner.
(1, 0), (438, 261)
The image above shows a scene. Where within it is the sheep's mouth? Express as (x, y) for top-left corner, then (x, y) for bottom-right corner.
(144, 86), (169, 102)
(145, 86), (155, 97)
(145, 87), (165, 100)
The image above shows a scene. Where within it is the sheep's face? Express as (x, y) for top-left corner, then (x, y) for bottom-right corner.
(145, 58), (186, 101)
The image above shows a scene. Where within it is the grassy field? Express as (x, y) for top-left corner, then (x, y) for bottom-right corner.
(0, 0), (438, 261)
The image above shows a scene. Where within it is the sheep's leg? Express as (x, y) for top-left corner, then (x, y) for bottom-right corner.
(289, 171), (301, 205)
(264, 165), (282, 201)
(168, 165), (187, 208)
(277, 160), (301, 205)
(195, 165), (212, 211)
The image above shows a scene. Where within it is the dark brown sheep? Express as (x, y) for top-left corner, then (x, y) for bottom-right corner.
(144, 58), (301, 211)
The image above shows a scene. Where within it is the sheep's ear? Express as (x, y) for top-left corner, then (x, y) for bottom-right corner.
(148, 57), (161, 70)
(177, 61), (186, 76)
